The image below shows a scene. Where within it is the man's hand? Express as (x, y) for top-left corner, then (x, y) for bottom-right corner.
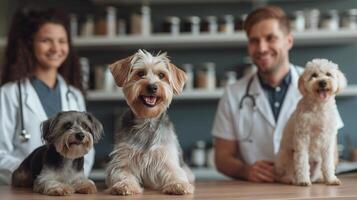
(245, 160), (275, 183)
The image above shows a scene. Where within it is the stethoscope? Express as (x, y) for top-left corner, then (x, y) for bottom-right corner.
(17, 80), (79, 142)
(237, 65), (300, 143)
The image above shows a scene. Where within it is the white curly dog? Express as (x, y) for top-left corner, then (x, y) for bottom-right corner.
(275, 59), (347, 186)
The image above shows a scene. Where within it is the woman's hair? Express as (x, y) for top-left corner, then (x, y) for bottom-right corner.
(0, 8), (83, 93)
(244, 5), (291, 36)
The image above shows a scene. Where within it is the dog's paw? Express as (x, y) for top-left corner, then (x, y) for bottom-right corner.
(326, 178), (341, 186)
(294, 181), (312, 186)
(75, 180), (97, 194)
(162, 182), (194, 195)
(109, 181), (143, 195)
(44, 184), (75, 196)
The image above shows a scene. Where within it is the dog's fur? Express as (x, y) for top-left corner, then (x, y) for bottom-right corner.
(106, 50), (194, 195)
(11, 111), (103, 196)
(275, 59), (347, 186)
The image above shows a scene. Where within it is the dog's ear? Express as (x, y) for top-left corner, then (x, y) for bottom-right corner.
(168, 63), (188, 95)
(298, 75), (307, 96)
(41, 118), (54, 143)
(86, 112), (104, 143)
(336, 69), (347, 93)
(109, 55), (133, 87)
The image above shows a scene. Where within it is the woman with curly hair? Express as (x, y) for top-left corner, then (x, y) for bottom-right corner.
(0, 8), (94, 184)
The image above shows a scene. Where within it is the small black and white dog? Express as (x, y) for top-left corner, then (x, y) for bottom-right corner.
(11, 111), (103, 196)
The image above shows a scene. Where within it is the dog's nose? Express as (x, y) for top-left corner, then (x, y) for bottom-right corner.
(147, 84), (158, 94)
(319, 80), (327, 88)
(75, 132), (85, 141)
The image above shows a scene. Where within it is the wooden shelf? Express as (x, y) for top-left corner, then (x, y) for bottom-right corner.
(86, 85), (357, 101)
(1, 30), (357, 50)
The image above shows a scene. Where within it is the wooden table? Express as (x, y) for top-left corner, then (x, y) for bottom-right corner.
(2, 173), (357, 200)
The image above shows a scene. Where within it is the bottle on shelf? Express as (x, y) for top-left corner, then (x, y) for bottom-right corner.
(182, 63), (194, 91)
(182, 16), (201, 35)
(81, 15), (95, 37)
(191, 140), (206, 168)
(196, 62), (216, 90)
(106, 6), (117, 37)
(163, 16), (181, 35)
(201, 16), (218, 34)
(69, 14), (78, 38)
(131, 5), (152, 35)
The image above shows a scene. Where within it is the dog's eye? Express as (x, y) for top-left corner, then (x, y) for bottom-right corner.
(82, 123), (91, 131)
(64, 122), (72, 129)
(158, 72), (165, 79)
(311, 73), (318, 78)
(326, 72), (332, 77)
(137, 71), (146, 78)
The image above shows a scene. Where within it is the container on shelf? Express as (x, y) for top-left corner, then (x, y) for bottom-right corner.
(320, 9), (339, 31)
(182, 63), (194, 91)
(191, 140), (206, 168)
(221, 71), (237, 87)
(196, 62), (216, 90)
(106, 6), (117, 37)
(95, 16), (107, 36)
(182, 16), (201, 35)
(163, 16), (180, 35)
(304, 9), (320, 30)
(290, 10), (305, 32)
(117, 19), (127, 36)
(81, 15), (95, 37)
(201, 16), (218, 34)
(235, 14), (247, 31)
(341, 9), (357, 30)
(80, 57), (90, 91)
(69, 14), (78, 38)
(131, 5), (152, 35)
(219, 15), (234, 34)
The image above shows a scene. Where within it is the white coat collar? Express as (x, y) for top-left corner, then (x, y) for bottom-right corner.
(23, 74), (68, 121)
(249, 64), (301, 128)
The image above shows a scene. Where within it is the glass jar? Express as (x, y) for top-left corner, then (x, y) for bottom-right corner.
(320, 10), (339, 31)
(182, 63), (194, 91)
(221, 71), (237, 87)
(290, 10), (305, 32)
(106, 6), (117, 37)
(191, 140), (206, 168)
(219, 15), (234, 34)
(81, 15), (95, 37)
(341, 9), (357, 30)
(235, 14), (247, 31)
(304, 9), (320, 30)
(163, 16), (180, 35)
(69, 14), (78, 38)
(201, 16), (218, 34)
(196, 62), (216, 90)
(182, 16), (201, 35)
(117, 19), (127, 36)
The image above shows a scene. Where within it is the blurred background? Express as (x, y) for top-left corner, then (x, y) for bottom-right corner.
(1, 0), (357, 180)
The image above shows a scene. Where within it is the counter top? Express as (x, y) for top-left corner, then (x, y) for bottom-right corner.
(2, 173), (357, 200)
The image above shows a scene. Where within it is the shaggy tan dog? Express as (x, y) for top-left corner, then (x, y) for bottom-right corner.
(275, 59), (346, 186)
(106, 50), (194, 195)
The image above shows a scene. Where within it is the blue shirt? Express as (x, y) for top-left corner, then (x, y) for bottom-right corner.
(30, 77), (62, 118)
(258, 70), (292, 122)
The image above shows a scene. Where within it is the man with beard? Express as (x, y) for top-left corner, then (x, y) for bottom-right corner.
(212, 5), (314, 182)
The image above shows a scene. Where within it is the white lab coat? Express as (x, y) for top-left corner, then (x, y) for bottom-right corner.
(0, 75), (94, 184)
(212, 65), (343, 165)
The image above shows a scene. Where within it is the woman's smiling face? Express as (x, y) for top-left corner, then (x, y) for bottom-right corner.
(33, 22), (69, 71)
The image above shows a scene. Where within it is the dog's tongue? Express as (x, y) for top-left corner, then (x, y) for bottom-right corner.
(144, 96), (157, 106)
(318, 90), (328, 100)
